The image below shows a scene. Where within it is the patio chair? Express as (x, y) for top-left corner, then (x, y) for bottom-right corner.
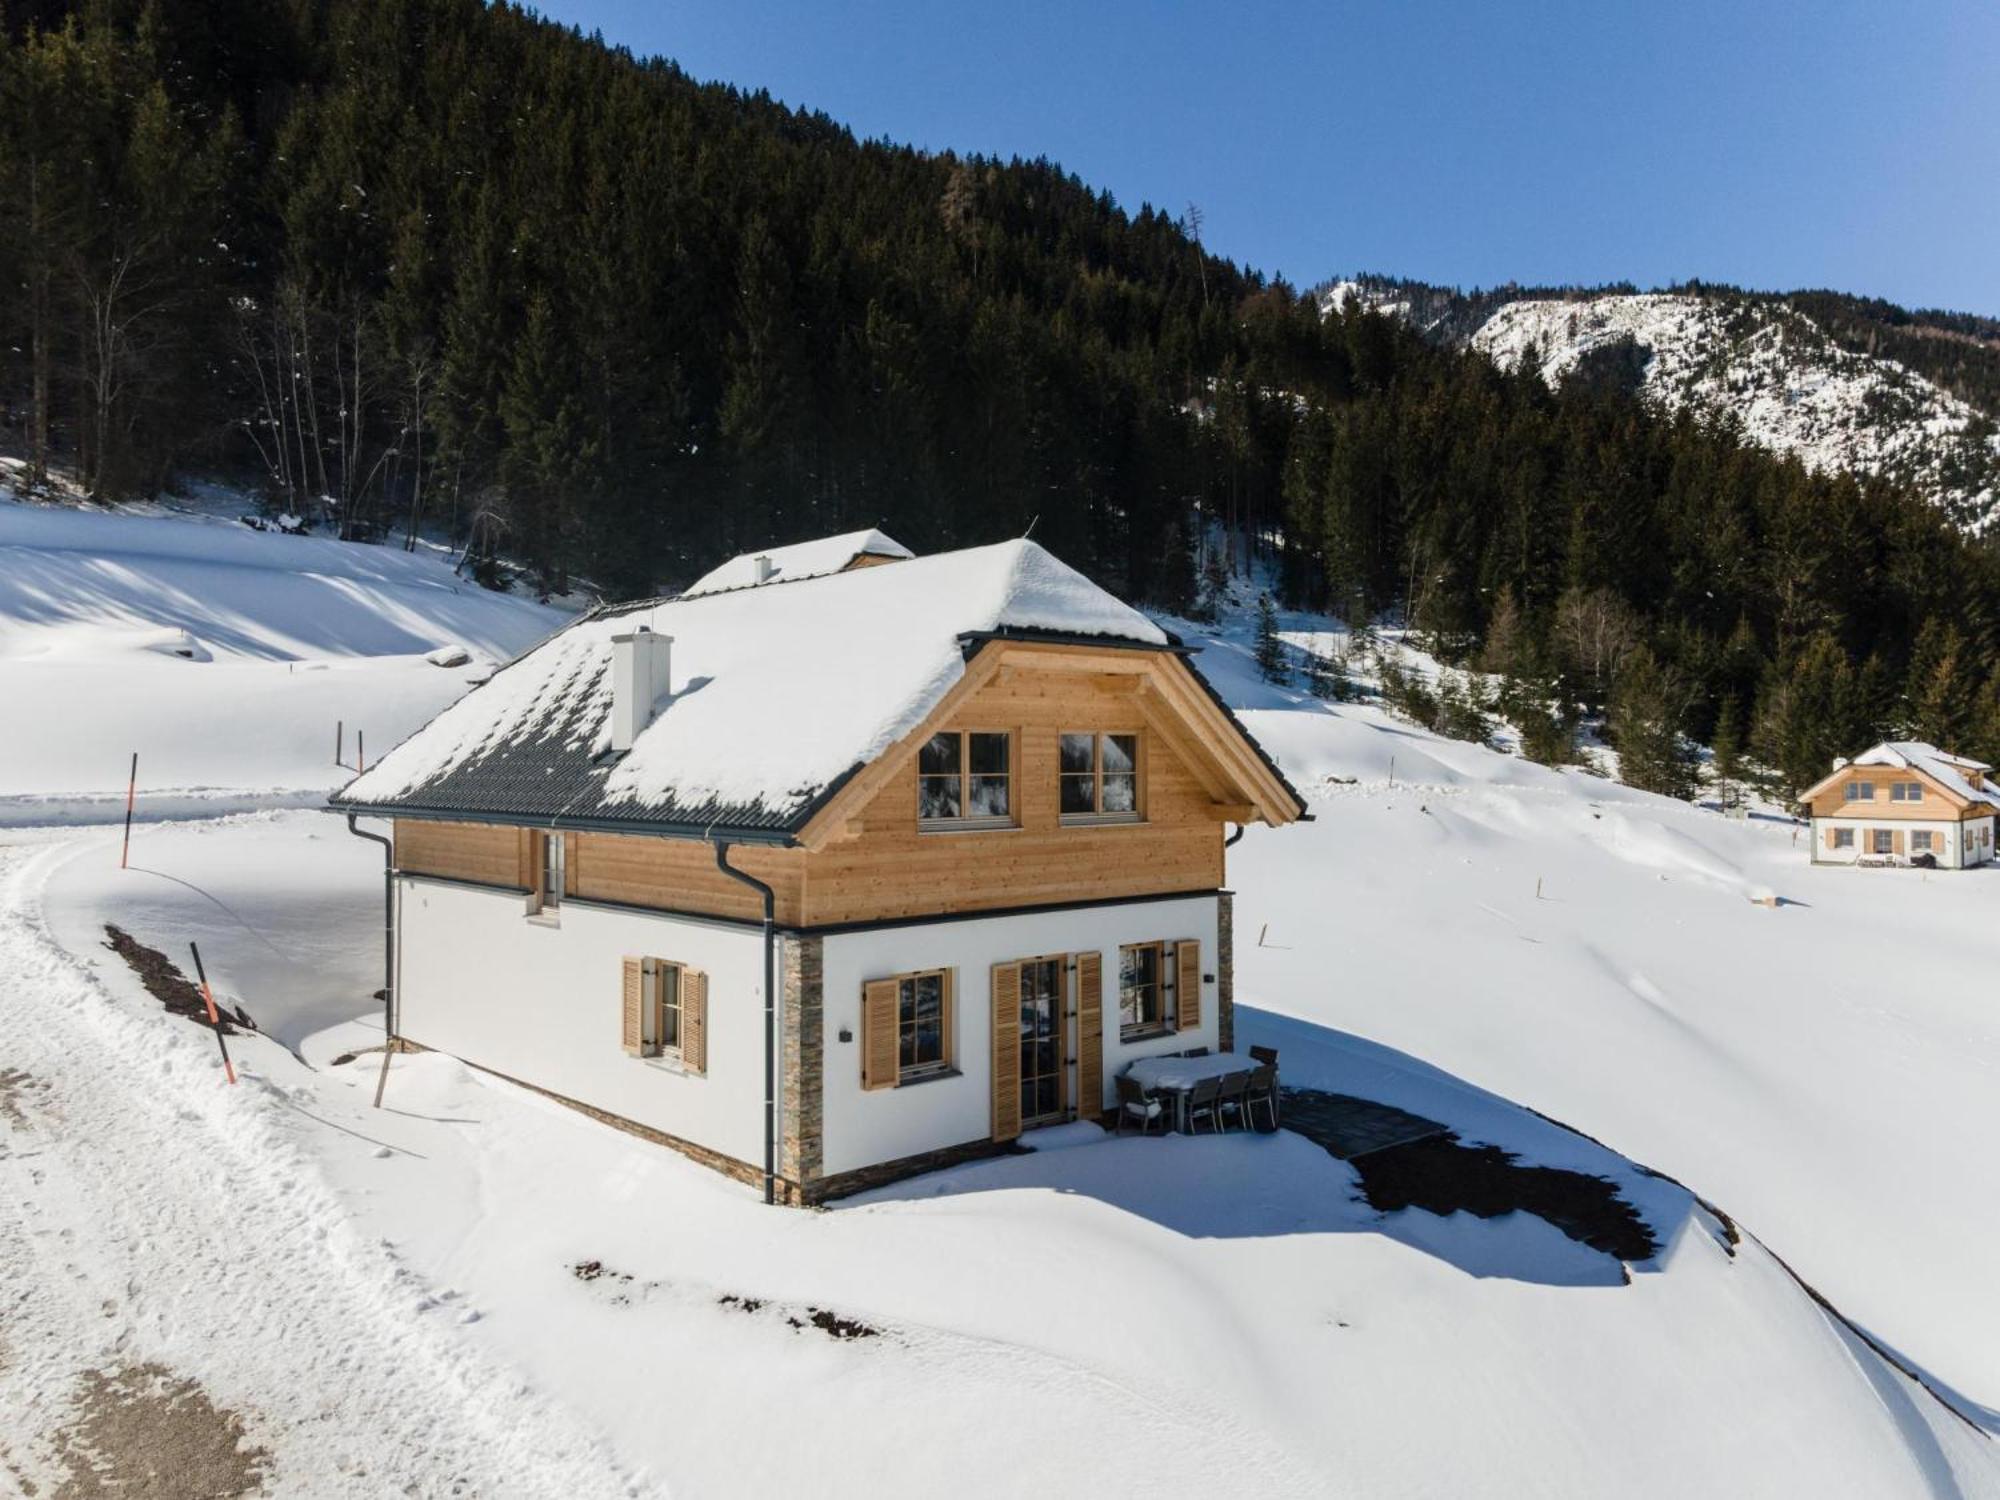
(1245, 1063), (1279, 1131)
(1184, 1076), (1222, 1133)
(1113, 1074), (1165, 1136)
(1248, 1044), (1279, 1068)
(1215, 1070), (1252, 1131)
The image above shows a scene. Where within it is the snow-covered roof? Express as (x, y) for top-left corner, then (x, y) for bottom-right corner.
(1805, 741), (2000, 808)
(332, 539), (1171, 835)
(680, 528), (913, 598)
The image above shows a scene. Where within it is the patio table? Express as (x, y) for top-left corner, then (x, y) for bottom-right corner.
(1124, 1052), (1256, 1132)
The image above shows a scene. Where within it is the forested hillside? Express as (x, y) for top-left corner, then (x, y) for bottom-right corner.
(5, 0), (2000, 794)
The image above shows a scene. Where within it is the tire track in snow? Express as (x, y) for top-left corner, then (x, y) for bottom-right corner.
(0, 839), (652, 1497)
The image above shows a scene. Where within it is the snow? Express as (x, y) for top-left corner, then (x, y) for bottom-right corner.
(340, 538), (1168, 820)
(1468, 294), (2000, 526)
(6, 506), (2000, 1494)
(680, 527), (914, 597)
(0, 499), (567, 822)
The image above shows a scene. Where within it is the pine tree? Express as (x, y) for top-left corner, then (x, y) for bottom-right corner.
(1710, 695), (1746, 811)
(1611, 646), (1699, 799)
(1254, 593), (1289, 684)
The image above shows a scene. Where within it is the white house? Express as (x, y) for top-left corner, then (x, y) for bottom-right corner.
(332, 534), (1306, 1203)
(1798, 741), (2000, 869)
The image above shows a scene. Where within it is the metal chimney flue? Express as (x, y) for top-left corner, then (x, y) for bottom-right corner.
(752, 554), (775, 584)
(610, 626), (673, 753)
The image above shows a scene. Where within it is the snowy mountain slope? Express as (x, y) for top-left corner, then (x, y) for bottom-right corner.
(0, 500), (569, 821)
(16, 814), (1999, 1498)
(1176, 593), (2000, 1414)
(1323, 279), (2000, 528)
(2, 516), (1998, 1493)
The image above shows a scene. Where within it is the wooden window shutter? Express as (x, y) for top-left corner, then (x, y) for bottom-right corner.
(862, 979), (899, 1091)
(621, 957), (647, 1056)
(990, 963), (1022, 1140)
(563, 833), (580, 896)
(681, 968), (708, 1075)
(1176, 939), (1202, 1031)
(518, 828), (536, 891)
(1074, 952), (1102, 1123)
(1824, 825), (1836, 849)
(1892, 829), (1905, 856)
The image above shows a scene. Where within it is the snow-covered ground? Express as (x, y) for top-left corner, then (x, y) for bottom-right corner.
(0, 499), (566, 823)
(4, 509), (1999, 1495)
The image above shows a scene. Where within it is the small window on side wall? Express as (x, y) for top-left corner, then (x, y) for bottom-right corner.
(1832, 827), (1854, 849)
(919, 731), (1012, 827)
(1061, 732), (1141, 823)
(621, 956), (707, 1073)
(861, 969), (956, 1087)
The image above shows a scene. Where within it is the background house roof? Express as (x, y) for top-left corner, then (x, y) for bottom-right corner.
(679, 528), (913, 598)
(331, 538), (1170, 836)
(1847, 741), (2000, 808)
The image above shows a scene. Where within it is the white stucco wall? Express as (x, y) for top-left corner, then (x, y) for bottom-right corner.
(397, 876), (767, 1166)
(817, 893), (1221, 1177)
(1809, 818), (1990, 869)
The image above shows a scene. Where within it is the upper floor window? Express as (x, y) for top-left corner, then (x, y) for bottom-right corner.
(1888, 780), (1923, 802)
(528, 829), (566, 918)
(1844, 781), (1875, 802)
(1060, 732), (1140, 823)
(919, 731), (1011, 827)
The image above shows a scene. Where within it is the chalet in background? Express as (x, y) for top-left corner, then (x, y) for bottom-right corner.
(1798, 742), (1999, 869)
(331, 533), (1305, 1203)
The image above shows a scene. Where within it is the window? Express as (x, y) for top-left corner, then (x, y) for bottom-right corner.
(898, 970), (951, 1075)
(621, 956), (706, 1072)
(1119, 941), (1167, 1037)
(918, 731), (1011, 826)
(1872, 828), (1894, 855)
(1832, 827), (1854, 849)
(1912, 830), (1934, 853)
(1845, 781), (1875, 802)
(529, 830), (565, 917)
(654, 961), (683, 1053)
(862, 969), (956, 1087)
(1889, 781), (1923, 802)
(1060, 732), (1141, 822)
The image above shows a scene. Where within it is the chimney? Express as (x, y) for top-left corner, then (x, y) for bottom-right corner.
(1831, 756), (1848, 771)
(752, 554), (775, 584)
(610, 627), (673, 753)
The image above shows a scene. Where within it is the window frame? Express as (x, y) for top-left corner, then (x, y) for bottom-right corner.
(1845, 781), (1876, 802)
(1911, 829), (1935, 853)
(1831, 826), (1855, 849)
(1059, 731), (1145, 826)
(1117, 940), (1171, 1040)
(1889, 780), (1923, 803)
(885, 967), (956, 1082)
(650, 958), (685, 1059)
(1871, 828), (1894, 856)
(917, 729), (1016, 831)
(528, 829), (566, 920)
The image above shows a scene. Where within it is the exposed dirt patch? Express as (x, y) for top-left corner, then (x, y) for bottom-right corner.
(48, 1362), (269, 1499)
(1350, 1134), (1659, 1263)
(0, 1066), (48, 1130)
(101, 926), (254, 1035)
(572, 1262), (880, 1339)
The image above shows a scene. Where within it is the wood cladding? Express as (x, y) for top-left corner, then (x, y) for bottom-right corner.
(395, 819), (524, 889)
(1804, 764), (1991, 822)
(392, 655), (1238, 927)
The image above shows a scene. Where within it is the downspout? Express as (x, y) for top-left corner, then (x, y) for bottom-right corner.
(713, 840), (778, 1206)
(345, 815), (395, 1071)
(1225, 822), (1246, 849)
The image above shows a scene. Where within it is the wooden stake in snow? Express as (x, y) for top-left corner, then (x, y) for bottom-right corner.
(357, 729), (365, 774)
(335, 719), (343, 768)
(374, 1045), (393, 1110)
(120, 753), (137, 869)
(187, 941), (238, 1086)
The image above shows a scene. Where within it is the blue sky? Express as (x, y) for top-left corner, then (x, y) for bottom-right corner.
(533, 0), (2000, 316)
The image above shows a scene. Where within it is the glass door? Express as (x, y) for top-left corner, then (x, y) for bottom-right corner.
(1018, 957), (1067, 1127)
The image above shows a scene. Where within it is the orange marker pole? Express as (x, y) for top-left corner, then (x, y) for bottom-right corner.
(188, 941), (238, 1086)
(120, 753), (137, 869)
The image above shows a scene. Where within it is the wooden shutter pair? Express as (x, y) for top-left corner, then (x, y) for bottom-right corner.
(1175, 939), (1202, 1031)
(619, 957), (706, 1074)
(989, 954), (1103, 1141)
